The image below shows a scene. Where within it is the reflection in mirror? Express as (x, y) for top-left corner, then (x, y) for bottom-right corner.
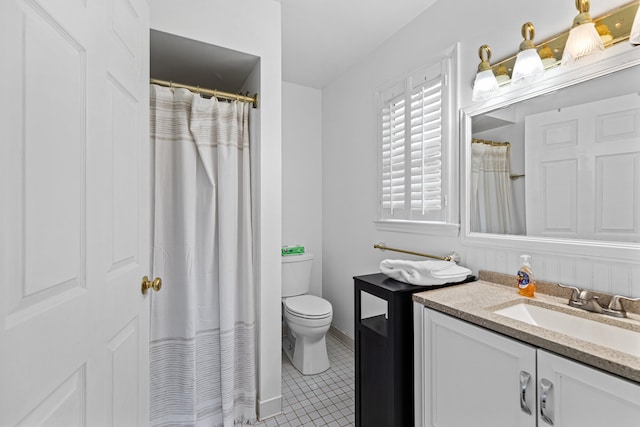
(470, 64), (640, 243)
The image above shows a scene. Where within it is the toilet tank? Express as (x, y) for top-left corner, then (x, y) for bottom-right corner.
(281, 253), (314, 297)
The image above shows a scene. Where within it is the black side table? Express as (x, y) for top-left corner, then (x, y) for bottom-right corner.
(354, 273), (473, 427)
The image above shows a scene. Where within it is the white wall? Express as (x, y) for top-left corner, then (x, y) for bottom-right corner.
(282, 82), (323, 297)
(150, 0), (283, 419)
(321, 0), (639, 338)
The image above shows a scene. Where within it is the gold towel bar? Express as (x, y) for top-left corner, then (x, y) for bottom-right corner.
(373, 243), (459, 263)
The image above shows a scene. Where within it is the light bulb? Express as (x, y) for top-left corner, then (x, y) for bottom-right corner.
(562, 0), (605, 66)
(472, 69), (499, 101)
(472, 45), (499, 101)
(511, 22), (545, 85)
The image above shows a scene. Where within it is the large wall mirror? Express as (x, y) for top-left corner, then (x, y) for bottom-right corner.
(462, 44), (640, 261)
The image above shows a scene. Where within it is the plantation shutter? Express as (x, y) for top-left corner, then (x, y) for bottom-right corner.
(409, 75), (442, 220)
(379, 61), (446, 221)
(381, 88), (406, 215)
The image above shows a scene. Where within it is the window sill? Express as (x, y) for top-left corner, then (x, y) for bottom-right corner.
(374, 220), (460, 237)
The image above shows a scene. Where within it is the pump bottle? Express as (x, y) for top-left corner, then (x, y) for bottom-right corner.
(517, 255), (536, 297)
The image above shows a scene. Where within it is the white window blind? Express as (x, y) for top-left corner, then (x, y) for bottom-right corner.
(410, 78), (442, 215)
(381, 93), (406, 212)
(379, 61), (447, 222)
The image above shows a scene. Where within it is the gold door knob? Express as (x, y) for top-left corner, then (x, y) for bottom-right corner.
(141, 276), (162, 295)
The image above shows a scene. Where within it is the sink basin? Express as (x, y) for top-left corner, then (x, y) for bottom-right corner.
(494, 302), (640, 357)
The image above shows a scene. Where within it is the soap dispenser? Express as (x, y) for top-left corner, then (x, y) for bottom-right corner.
(517, 255), (536, 298)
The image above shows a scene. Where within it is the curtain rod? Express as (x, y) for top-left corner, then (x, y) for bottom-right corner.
(150, 78), (258, 108)
(472, 138), (510, 147)
(373, 243), (460, 263)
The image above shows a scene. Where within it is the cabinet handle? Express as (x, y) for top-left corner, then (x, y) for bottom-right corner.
(540, 378), (554, 425)
(519, 371), (532, 415)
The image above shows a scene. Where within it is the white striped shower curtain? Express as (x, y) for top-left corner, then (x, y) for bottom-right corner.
(149, 85), (256, 427)
(471, 143), (513, 234)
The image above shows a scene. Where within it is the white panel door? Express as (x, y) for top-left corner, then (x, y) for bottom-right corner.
(537, 350), (640, 427)
(0, 0), (150, 426)
(525, 93), (640, 242)
(420, 309), (537, 427)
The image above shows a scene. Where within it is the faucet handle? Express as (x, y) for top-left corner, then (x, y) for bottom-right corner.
(579, 290), (598, 302)
(608, 295), (640, 311)
(556, 283), (581, 302)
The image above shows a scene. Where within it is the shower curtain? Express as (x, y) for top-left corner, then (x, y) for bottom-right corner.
(149, 85), (256, 427)
(471, 142), (513, 234)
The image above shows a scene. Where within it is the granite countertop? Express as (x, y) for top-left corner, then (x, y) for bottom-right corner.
(412, 273), (640, 383)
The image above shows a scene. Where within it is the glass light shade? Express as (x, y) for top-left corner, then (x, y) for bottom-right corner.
(472, 69), (499, 101)
(562, 22), (604, 66)
(511, 49), (545, 85)
(631, 5), (640, 46)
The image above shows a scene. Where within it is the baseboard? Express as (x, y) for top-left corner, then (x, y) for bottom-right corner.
(258, 395), (282, 421)
(329, 325), (354, 351)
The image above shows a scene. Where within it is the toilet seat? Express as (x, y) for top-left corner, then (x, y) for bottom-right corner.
(284, 295), (332, 319)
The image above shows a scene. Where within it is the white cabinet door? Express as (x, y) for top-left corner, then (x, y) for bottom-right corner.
(0, 0), (150, 425)
(537, 350), (640, 427)
(419, 309), (537, 427)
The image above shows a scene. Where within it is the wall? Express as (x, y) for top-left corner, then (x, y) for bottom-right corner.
(321, 0), (638, 338)
(150, 0), (283, 419)
(282, 82), (323, 297)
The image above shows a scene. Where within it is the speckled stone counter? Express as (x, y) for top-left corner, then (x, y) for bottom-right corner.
(412, 274), (640, 383)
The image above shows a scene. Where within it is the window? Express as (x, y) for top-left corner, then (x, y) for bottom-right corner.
(376, 46), (459, 235)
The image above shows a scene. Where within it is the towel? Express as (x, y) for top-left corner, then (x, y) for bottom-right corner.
(379, 259), (472, 286)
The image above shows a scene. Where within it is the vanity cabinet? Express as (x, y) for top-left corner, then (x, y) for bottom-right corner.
(414, 306), (640, 427)
(415, 307), (537, 427)
(537, 349), (640, 426)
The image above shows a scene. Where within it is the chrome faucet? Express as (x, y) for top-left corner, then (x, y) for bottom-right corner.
(557, 284), (604, 313)
(558, 283), (640, 318)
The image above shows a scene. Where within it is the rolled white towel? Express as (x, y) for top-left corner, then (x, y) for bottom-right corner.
(431, 263), (473, 279)
(379, 259), (472, 286)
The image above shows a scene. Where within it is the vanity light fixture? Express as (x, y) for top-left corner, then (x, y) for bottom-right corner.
(631, 2), (640, 46)
(562, 0), (605, 66)
(472, 44), (500, 101)
(511, 22), (545, 85)
(469, 1), (637, 103)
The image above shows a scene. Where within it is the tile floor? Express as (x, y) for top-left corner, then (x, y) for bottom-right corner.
(254, 333), (355, 427)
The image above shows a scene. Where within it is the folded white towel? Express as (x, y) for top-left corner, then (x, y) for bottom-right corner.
(379, 259), (472, 286)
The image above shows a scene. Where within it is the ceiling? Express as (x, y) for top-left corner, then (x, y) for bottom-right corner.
(150, 0), (439, 92)
(277, 0), (438, 88)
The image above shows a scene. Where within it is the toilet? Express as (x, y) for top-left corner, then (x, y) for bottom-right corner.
(282, 253), (333, 375)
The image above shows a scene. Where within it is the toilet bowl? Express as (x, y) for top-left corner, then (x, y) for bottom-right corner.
(283, 294), (333, 375)
(281, 253), (333, 375)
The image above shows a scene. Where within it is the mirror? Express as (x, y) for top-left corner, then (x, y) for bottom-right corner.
(465, 48), (640, 247)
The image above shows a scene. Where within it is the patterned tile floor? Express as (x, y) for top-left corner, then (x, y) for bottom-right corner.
(254, 333), (355, 427)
